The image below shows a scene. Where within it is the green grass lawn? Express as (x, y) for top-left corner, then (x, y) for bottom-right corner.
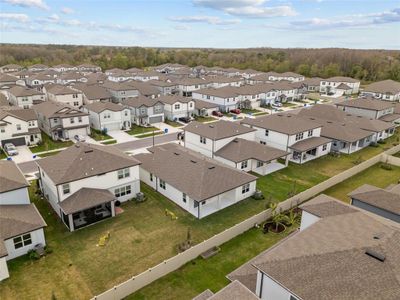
(253, 111), (269, 116)
(324, 163), (400, 203)
(1, 130), (398, 300)
(393, 152), (400, 158)
(165, 120), (182, 127)
(0, 148), (7, 159)
(137, 131), (163, 139)
(101, 139), (117, 145)
(194, 116), (216, 123)
(90, 129), (113, 141)
(240, 108), (262, 114)
(282, 102), (298, 107)
(38, 150), (62, 158)
(126, 125), (159, 135)
(30, 133), (73, 153)
(127, 226), (298, 300)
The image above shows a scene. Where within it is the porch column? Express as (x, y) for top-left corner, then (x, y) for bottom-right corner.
(284, 155), (289, 166)
(111, 201), (116, 217)
(68, 214), (75, 232)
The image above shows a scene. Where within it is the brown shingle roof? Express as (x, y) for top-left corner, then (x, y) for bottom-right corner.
(193, 99), (219, 110)
(158, 94), (193, 104)
(33, 101), (88, 118)
(134, 143), (256, 202)
(8, 86), (44, 97)
(122, 96), (163, 108)
(185, 120), (255, 140)
(36, 143), (140, 185)
(0, 160), (29, 193)
(46, 84), (81, 95)
(215, 138), (289, 163)
(0, 107), (37, 121)
(364, 80), (400, 95)
(337, 98), (394, 111)
(72, 83), (112, 100)
(289, 136), (331, 152)
(59, 188), (116, 214)
(206, 280), (258, 300)
(84, 102), (125, 113)
(126, 81), (160, 96)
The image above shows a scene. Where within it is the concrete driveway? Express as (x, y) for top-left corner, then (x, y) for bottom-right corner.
(8, 146), (38, 164)
(108, 130), (137, 143)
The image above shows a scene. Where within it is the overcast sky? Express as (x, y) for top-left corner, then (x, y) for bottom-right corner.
(1, 0), (399, 49)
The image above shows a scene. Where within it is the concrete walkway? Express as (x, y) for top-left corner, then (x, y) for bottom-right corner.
(152, 122), (183, 134)
(7, 146), (38, 164)
(108, 130), (138, 143)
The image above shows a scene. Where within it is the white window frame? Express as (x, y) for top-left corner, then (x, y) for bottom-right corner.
(117, 168), (130, 179)
(159, 179), (166, 190)
(13, 233), (32, 249)
(241, 183), (250, 194)
(62, 183), (70, 195)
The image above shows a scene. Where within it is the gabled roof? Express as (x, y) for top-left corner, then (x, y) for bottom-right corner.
(0, 107), (37, 121)
(0, 74), (18, 83)
(194, 86), (239, 98)
(36, 143), (140, 185)
(126, 80), (160, 96)
(59, 188), (115, 214)
(122, 95), (163, 108)
(241, 114), (321, 135)
(337, 98), (394, 111)
(45, 84), (81, 95)
(33, 101), (87, 118)
(72, 83), (112, 100)
(325, 76), (359, 83)
(102, 80), (138, 91)
(215, 138), (289, 163)
(203, 280), (258, 300)
(185, 120), (255, 140)
(364, 80), (400, 95)
(289, 136), (331, 152)
(0, 160), (29, 193)
(134, 143), (256, 202)
(158, 94), (193, 104)
(193, 99), (219, 110)
(84, 102), (125, 113)
(8, 85), (44, 97)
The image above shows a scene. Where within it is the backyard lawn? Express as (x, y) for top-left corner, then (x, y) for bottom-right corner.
(30, 133), (73, 153)
(127, 226), (298, 300)
(324, 163), (400, 202)
(1, 130), (398, 300)
(127, 125), (158, 135)
(90, 129), (113, 141)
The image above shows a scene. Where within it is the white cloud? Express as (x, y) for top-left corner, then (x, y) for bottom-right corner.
(193, 0), (297, 18)
(0, 12), (29, 22)
(61, 7), (74, 14)
(3, 0), (49, 10)
(174, 24), (190, 30)
(169, 15), (241, 25)
(291, 7), (400, 29)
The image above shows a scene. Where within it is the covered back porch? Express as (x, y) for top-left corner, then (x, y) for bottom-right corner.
(289, 137), (331, 164)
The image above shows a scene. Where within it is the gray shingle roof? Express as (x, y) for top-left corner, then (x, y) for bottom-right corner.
(206, 280), (258, 300)
(184, 120), (255, 140)
(364, 80), (400, 95)
(289, 136), (331, 152)
(0, 160), (29, 193)
(337, 98), (394, 111)
(134, 143), (256, 202)
(84, 102), (125, 113)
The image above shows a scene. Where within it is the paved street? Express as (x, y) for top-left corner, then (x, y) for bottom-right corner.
(17, 132), (178, 174)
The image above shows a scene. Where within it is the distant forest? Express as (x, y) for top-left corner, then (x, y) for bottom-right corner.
(1, 44), (400, 82)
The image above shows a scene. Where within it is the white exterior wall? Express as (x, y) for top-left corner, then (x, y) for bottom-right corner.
(361, 91), (400, 101)
(0, 187), (30, 205)
(0, 257), (9, 282)
(338, 106), (394, 119)
(300, 210), (320, 231)
(250, 126), (290, 151)
(87, 109), (131, 131)
(192, 92), (239, 112)
(49, 93), (83, 107)
(4, 228), (46, 260)
(256, 271), (293, 300)
(164, 101), (195, 120)
(320, 81), (360, 94)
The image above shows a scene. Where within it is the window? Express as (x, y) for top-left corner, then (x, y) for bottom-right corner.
(150, 173), (153, 182)
(140, 108), (147, 115)
(174, 104), (180, 110)
(194, 201), (199, 208)
(70, 117), (75, 124)
(189, 102), (193, 108)
(13, 233), (32, 249)
(73, 101), (79, 106)
(200, 136), (206, 144)
(16, 124), (21, 130)
(260, 141), (266, 145)
(265, 129), (269, 136)
(78, 117), (82, 123)
(124, 110), (128, 116)
(182, 193), (187, 203)
(242, 183), (250, 194)
(117, 168), (130, 179)
(0, 128), (5, 133)
(114, 185), (131, 197)
(322, 144), (327, 151)
(62, 183), (70, 195)
(159, 179), (166, 190)
(295, 132), (304, 141)
(241, 160), (248, 169)
(308, 130), (313, 137)
(257, 161), (264, 168)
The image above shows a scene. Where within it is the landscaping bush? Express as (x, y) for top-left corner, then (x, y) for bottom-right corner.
(380, 163), (393, 171)
(377, 140), (386, 144)
(27, 249), (40, 260)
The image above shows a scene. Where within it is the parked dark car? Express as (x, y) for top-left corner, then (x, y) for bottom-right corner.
(178, 117), (191, 123)
(230, 108), (241, 114)
(212, 111), (223, 117)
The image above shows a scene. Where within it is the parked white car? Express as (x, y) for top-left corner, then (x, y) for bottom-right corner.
(3, 143), (18, 156)
(74, 134), (86, 142)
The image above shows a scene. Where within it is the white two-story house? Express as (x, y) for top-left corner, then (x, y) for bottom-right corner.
(158, 95), (195, 120)
(0, 161), (47, 281)
(83, 102), (131, 131)
(37, 143), (141, 231)
(102, 80), (139, 103)
(7, 86), (45, 109)
(320, 76), (360, 95)
(361, 79), (400, 102)
(44, 84), (84, 107)
(241, 114), (331, 164)
(33, 101), (90, 141)
(122, 96), (165, 125)
(0, 108), (42, 147)
(192, 86), (240, 113)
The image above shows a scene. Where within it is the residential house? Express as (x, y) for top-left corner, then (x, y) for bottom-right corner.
(0, 161), (47, 281)
(241, 114), (331, 164)
(362, 79), (400, 101)
(56, 72), (87, 85)
(132, 71), (159, 82)
(51, 64), (77, 73)
(45, 84), (84, 107)
(77, 64), (102, 74)
(0, 74), (19, 89)
(71, 83), (112, 104)
(11, 70), (33, 81)
(349, 184), (400, 223)
(336, 98), (395, 119)
(83, 102), (131, 131)
(126, 80), (161, 98)
(0, 64), (23, 74)
(152, 63), (187, 73)
(320, 76), (360, 95)
(7, 86), (45, 108)
(158, 95), (195, 120)
(303, 77), (322, 92)
(207, 76), (244, 89)
(26, 73), (56, 88)
(86, 72), (108, 85)
(193, 99), (219, 117)
(192, 86), (240, 112)
(27, 64), (49, 72)
(0, 107), (42, 147)
(134, 143), (257, 219)
(107, 71), (136, 82)
(102, 80), (139, 103)
(122, 96), (164, 125)
(148, 80), (178, 95)
(266, 71), (305, 82)
(37, 143), (141, 231)
(105, 68), (125, 76)
(33, 101), (90, 141)
(174, 77), (210, 97)
(225, 194), (400, 300)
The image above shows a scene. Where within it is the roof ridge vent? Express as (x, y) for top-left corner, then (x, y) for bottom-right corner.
(190, 160), (197, 163)
(365, 249), (385, 262)
(208, 166), (215, 170)
(173, 152), (180, 156)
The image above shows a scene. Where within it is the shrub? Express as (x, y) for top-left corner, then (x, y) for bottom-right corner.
(380, 163), (393, 170)
(27, 249), (40, 260)
(377, 140), (386, 144)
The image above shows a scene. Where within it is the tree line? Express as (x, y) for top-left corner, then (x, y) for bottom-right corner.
(1, 44), (399, 82)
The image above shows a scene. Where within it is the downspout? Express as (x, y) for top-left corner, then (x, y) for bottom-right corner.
(259, 272), (264, 298)
(197, 201), (200, 219)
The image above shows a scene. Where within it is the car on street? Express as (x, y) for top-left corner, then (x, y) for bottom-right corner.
(3, 143), (18, 156)
(212, 111), (223, 117)
(74, 134), (86, 142)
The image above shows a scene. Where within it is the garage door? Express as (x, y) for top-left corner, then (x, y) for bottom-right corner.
(104, 122), (120, 131)
(67, 128), (88, 139)
(149, 116), (163, 124)
(1, 137), (26, 147)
